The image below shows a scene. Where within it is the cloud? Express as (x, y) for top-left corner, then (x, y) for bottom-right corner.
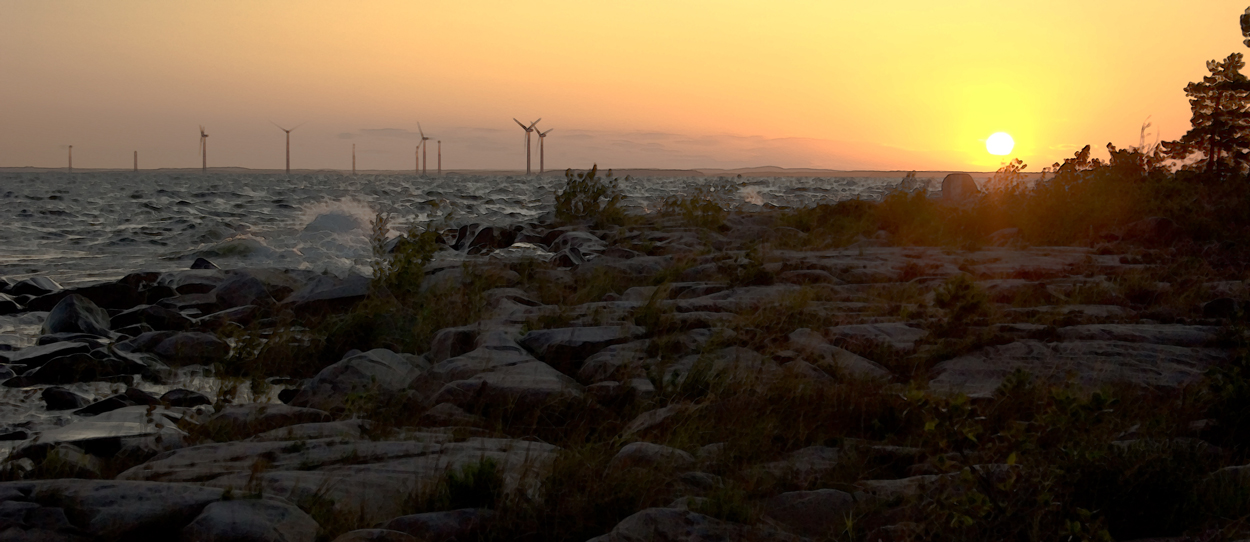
(359, 128), (423, 140)
(337, 132), (355, 140)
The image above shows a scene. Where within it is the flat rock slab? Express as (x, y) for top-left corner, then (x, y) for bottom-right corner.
(290, 348), (426, 412)
(119, 437), (558, 523)
(518, 325), (645, 376)
(929, 340), (1230, 397)
(33, 406), (187, 447)
(1055, 324), (1219, 347)
(432, 361), (584, 412)
(181, 498), (317, 542)
(201, 404), (332, 440)
(0, 479), (223, 541)
(828, 323), (927, 353)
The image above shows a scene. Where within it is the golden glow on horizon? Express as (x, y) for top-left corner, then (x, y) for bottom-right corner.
(987, 133), (1016, 156)
(0, 1), (1247, 171)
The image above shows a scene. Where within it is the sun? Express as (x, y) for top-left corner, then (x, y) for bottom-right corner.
(986, 132), (1015, 156)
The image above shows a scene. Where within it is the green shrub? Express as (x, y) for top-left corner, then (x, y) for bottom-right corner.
(661, 180), (733, 229)
(555, 165), (626, 226)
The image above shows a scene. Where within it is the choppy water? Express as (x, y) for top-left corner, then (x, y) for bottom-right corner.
(0, 171), (904, 286)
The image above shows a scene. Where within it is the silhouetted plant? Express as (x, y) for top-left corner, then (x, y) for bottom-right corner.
(555, 165), (625, 226)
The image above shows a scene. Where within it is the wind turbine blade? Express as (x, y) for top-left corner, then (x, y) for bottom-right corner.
(291, 121), (305, 131)
(529, 118), (541, 129)
(513, 118), (526, 129)
(418, 122), (425, 139)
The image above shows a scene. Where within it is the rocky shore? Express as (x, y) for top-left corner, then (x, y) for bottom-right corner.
(0, 209), (1247, 541)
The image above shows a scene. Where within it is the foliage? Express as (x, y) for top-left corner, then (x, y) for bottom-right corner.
(555, 165), (626, 226)
(1162, 52), (1250, 179)
(370, 212), (441, 303)
(661, 180), (733, 229)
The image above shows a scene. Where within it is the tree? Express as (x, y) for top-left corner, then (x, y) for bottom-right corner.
(1161, 52), (1250, 179)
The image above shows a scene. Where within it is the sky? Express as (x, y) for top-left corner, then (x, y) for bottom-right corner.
(1, 1), (1248, 173)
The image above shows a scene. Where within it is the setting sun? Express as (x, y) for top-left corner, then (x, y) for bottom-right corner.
(986, 132), (1015, 156)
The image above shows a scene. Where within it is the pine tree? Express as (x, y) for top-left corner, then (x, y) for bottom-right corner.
(1162, 52), (1250, 179)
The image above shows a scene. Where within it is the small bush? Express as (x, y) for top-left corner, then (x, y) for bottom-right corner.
(555, 165), (625, 226)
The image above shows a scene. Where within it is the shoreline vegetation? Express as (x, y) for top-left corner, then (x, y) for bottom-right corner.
(8, 52), (1250, 542)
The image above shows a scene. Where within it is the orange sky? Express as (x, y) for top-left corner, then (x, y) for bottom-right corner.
(1, 1), (1247, 172)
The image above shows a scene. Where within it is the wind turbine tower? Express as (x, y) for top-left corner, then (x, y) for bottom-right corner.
(134, 151), (138, 172)
(68, 146), (73, 173)
(352, 144), (356, 175)
(537, 128), (552, 174)
(199, 126), (208, 173)
(437, 140), (441, 176)
(513, 118), (540, 175)
(272, 122), (302, 175)
(418, 124), (431, 176)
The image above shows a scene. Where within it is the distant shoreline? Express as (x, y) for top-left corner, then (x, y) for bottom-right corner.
(0, 165), (1032, 181)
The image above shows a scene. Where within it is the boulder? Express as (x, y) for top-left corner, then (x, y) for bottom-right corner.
(429, 326), (478, 363)
(661, 346), (774, 387)
(5, 479), (223, 541)
(578, 340), (651, 384)
(0, 293), (21, 316)
(761, 489), (854, 537)
(519, 326), (646, 376)
(9, 276), (60, 297)
(32, 406), (188, 452)
(21, 353), (134, 385)
(26, 282), (143, 312)
(6, 342), (92, 368)
(160, 389), (212, 408)
(549, 231), (605, 252)
(465, 226), (518, 252)
(210, 274), (275, 308)
(930, 340), (1230, 397)
(940, 173), (980, 203)
(191, 257), (219, 270)
(586, 508), (800, 542)
(788, 329), (890, 380)
(41, 387), (92, 411)
(201, 404), (332, 441)
(1203, 297), (1240, 319)
(418, 403), (486, 428)
(827, 322), (927, 353)
(151, 332), (231, 366)
(431, 361), (584, 412)
(382, 509), (493, 542)
(110, 305), (193, 332)
(290, 349), (425, 413)
(119, 437), (558, 524)
(195, 305), (261, 329)
(249, 420), (367, 442)
(754, 446), (842, 487)
(180, 498), (318, 542)
(280, 274), (370, 316)
(41, 295), (111, 337)
(608, 442), (695, 472)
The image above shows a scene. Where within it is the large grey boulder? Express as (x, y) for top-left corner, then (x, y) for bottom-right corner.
(577, 340), (651, 384)
(929, 340), (1230, 397)
(519, 325), (645, 376)
(762, 489), (854, 538)
(181, 499), (318, 542)
(290, 349), (426, 412)
(0, 479), (223, 541)
(209, 274), (276, 309)
(827, 323), (927, 353)
(431, 361), (584, 412)
(151, 332), (231, 366)
(586, 507), (801, 542)
(119, 437), (558, 524)
(788, 328), (889, 380)
(41, 295), (111, 337)
(201, 404), (332, 441)
(607, 442), (695, 472)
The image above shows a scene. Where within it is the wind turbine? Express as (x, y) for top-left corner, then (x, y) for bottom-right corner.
(199, 126), (208, 173)
(537, 128), (552, 174)
(437, 140), (441, 176)
(352, 143), (356, 175)
(418, 123), (431, 176)
(272, 121), (303, 175)
(513, 118), (540, 175)
(67, 145), (73, 173)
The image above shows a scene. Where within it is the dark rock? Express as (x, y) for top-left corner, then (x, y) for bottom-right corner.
(0, 293), (20, 315)
(161, 269), (227, 295)
(151, 332), (231, 366)
(210, 275), (275, 308)
(73, 395), (136, 417)
(6, 342), (92, 368)
(142, 285), (178, 305)
(549, 247), (585, 268)
(113, 331), (177, 354)
(201, 404), (332, 440)
(761, 489), (854, 537)
(123, 387), (161, 406)
(0, 276), (13, 294)
(940, 173), (980, 202)
(155, 293), (220, 315)
(466, 226), (518, 252)
(24, 353), (132, 385)
(281, 274), (370, 316)
(290, 349), (426, 413)
(180, 499), (318, 542)
(26, 282), (143, 312)
(382, 509), (494, 542)
(430, 326), (478, 363)
(0, 430), (27, 441)
(118, 271), (162, 291)
(277, 388), (298, 404)
(9, 276), (61, 297)
(160, 389), (212, 408)
(519, 326), (646, 376)
(41, 295), (111, 337)
(194, 305), (259, 329)
(110, 305), (193, 332)
(190, 257), (219, 270)
(8, 479), (223, 541)
(1204, 297), (1239, 319)
(586, 508), (800, 542)
(35, 333), (110, 348)
(41, 387), (92, 411)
